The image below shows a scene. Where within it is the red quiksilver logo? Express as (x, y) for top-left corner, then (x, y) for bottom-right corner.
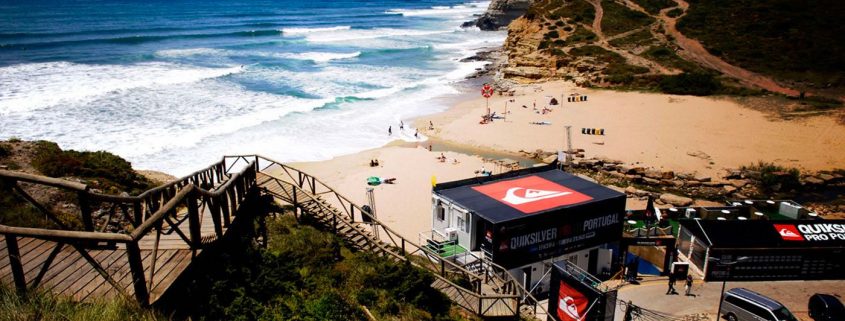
(774, 224), (804, 241)
(472, 176), (593, 214)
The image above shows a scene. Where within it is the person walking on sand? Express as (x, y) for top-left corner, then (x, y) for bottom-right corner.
(429, 120), (434, 130)
(684, 275), (694, 296)
(666, 274), (677, 295)
(400, 121), (404, 130)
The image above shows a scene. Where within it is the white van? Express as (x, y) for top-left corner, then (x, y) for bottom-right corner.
(721, 288), (798, 321)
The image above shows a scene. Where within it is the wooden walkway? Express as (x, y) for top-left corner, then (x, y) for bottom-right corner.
(1, 155), (551, 320)
(0, 156), (257, 305)
(0, 235), (192, 303)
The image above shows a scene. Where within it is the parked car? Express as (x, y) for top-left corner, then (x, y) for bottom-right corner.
(721, 288), (798, 321)
(808, 293), (845, 321)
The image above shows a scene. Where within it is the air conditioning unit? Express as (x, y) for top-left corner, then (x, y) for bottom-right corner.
(444, 228), (458, 241)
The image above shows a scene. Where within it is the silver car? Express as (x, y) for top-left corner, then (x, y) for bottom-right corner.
(721, 288), (798, 321)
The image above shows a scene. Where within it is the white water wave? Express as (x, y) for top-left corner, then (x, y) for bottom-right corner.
(0, 61), (243, 114)
(386, 1), (489, 18)
(280, 26), (352, 34)
(279, 51), (361, 62)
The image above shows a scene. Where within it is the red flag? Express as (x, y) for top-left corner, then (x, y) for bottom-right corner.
(557, 281), (589, 321)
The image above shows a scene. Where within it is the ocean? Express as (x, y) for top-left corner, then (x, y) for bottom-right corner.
(0, 0), (505, 175)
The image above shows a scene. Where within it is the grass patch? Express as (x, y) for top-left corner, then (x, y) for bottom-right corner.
(741, 161), (801, 193)
(529, 0), (595, 23)
(601, 0), (654, 37)
(643, 45), (702, 72)
(678, 0), (845, 87)
(658, 72), (721, 95)
(608, 28), (655, 48)
(172, 214), (474, 321)
(0, 286), (164, 321)
(31, 141), (155, 194)
(569, 45), (648, 84)
(632, 0), (676, 15)
(666, 8), (683, 18)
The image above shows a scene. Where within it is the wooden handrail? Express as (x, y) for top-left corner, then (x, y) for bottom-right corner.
(0, 225), (132, 243)
(0, 169), (88, 191)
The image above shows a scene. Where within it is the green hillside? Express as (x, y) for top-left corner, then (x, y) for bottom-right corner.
(678, 0), (845, 89)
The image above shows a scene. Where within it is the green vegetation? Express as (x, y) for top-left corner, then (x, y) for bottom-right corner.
(0, 143), (10, 158)
(569, 46), (649, 84)
(0, 286), (164, 321)
(741, 161), (801, 193)
(172, 214), (473, 321)
(632, 0), (676, 15)
(0, 178), (59, 228)
(608, 29), (655, 48)
(678, 0), (845, 87)
(600, 0), (654, 37)
(665, 8), (683, 18)
(643, 46), (701, 72)
(528, 0), (595, 23)
(31, 141), (155, 194)
(658, 72), (722, 95)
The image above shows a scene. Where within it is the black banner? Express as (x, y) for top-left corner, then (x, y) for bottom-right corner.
(481, 209), (624, 269)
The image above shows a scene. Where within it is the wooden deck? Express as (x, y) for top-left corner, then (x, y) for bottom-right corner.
(0, 235), (192, 303)
(0, 156), (257, 305)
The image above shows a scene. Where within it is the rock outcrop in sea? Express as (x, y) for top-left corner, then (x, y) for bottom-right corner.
(463, 0), (534, 31)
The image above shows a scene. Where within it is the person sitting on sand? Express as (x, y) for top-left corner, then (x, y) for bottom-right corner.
(383, 178), (396, 184)
(438, 153), (446, 162)
(452, 158), (460, 165)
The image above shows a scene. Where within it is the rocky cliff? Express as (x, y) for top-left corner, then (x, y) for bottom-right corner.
(466, 0), (534, 31)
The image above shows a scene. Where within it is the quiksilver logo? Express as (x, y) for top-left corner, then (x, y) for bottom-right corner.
(780, 228), (800, 238)
(502, 187), (571, 205)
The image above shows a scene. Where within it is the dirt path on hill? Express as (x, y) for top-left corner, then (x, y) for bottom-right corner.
(659, 0), (800, 96)
(583, 0), (675, 75)
(586, 0), (604, 38)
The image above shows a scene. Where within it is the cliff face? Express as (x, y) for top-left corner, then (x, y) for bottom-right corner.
(501, 17), (554, 81)
(471, 0), (534, 31)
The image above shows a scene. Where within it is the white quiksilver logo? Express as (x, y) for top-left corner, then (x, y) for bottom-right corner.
(780, 228), (800, 238)
(561, 297), (581, 320)
(502, 187), (571, 205)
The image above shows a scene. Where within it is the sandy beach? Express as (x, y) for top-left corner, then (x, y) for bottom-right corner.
(284, 80), (845, 240)
(418, 81), (845, 177)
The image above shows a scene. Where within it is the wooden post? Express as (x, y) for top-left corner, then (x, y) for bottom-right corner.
(440, 259), (445, 276)
(401, 239), (405, 256)
(187, 191), (201, 250)
(126, 242), (149, 306)
(133, 201), (143, 227)
(332, 212), (337, 234)
(478, 297), (483, 316)
(210, 195), (223, 238)
(5, 235), (26, 294)
(78, 191), (94, 231)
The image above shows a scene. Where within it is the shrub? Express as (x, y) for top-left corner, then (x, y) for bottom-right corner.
(0, 285), (164, 321)
(0, 144), (10, 158)
(666, 8), (683, 18)
(31, 141), (154, 193)
(658, 72), (722, 95)
(743, 161), (801, 192)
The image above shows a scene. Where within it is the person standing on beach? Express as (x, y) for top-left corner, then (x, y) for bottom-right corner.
(388, 126), (392, 136)
(400, 121), (404, 130)
(684, 275), (694, 296)
(429, 120), (434, 130)
(414, 130), (419, 139)
(666, 274), (677, 295)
